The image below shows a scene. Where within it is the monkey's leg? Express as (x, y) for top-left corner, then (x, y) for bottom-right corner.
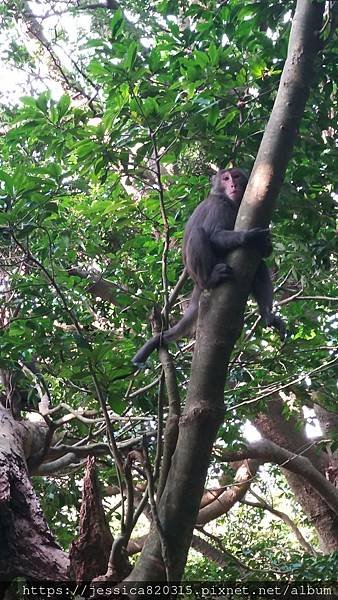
(251, 261), (286, 340)
(185, 227), (232, 289)
(132, 286), (201, 367)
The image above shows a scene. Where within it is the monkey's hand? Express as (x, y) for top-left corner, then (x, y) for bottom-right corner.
(245, 228), (272, 257)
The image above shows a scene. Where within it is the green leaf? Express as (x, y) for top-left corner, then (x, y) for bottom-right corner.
(85, 39), (108, 49)
(207, 104), (219, 127)
(50, 105), (58, 124)
(208, 42), (218, 66)
(57, 95), (71, 119)
(194, 50), (209, 69)
(110, 9), (124, 37)
(76, 141), (97, 158)
(88, 59), (108, 77)
(143, 97), (159, 117)
(36, 91), (51, 113)
(186, 64), (203, 82)
(0, 169), (13, 193)
(149, 49), (161, 73)
(216, 109), (238, 130)
(20, 96), (37, 108)
(124, 42), (138, 71)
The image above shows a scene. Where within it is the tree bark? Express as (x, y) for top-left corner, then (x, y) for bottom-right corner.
(196, 460), (259, 525)
(314, 403), (338, 488)
(68, 457), (114, 582)
(127, 0), (325, 582)
(0, 406), (69, 580)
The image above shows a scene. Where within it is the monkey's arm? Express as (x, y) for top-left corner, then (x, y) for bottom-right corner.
(210, 229), (246, 252)
(210, 228), (272, 257)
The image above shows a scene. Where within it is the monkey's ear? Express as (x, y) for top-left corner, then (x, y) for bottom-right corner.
(210, 169), (222, 185)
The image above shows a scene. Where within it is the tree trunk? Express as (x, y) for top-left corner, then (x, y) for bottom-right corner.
(0, 406), (69, 580)
(127, 0), (325, 582)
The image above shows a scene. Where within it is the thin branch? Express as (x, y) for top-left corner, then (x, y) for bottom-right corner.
(123, 454), (135, 542)
(279, 287), (304, 305)
(292, 295), (338, 302)
(242, 491), (317, 556)
(196, 460), (260, 525)
(127, 376), (162, 399)
(150, 130), (170, 326)
(226, 356), (338, 414)
(154, 374), (165, 484)
(157, 346), (181, 499)
(143, 443), (172, 582)
(161, 268), (188, 318)
(21, 1), (93, 102)
(196, 529), (251, 575)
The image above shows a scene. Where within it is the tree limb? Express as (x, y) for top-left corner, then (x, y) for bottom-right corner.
(220, 439), (338, 516)
(242, 491), (317, 556)
(196, 460), (260, 525)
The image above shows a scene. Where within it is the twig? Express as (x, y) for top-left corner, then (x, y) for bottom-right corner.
(161, 268), (188, 317)
(242, 490), (317, 556)
(143, 441), (172, 581)
(150, 129), (170, 327)
(154, 374), (165, 483)
(127, 376), (162, 399)
(226, 356), (338, 414)
(157, 346), (181, 499)
(197, 528), (251, 574)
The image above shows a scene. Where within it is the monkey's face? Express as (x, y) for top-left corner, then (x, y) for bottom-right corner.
(221, 168), (247, 202)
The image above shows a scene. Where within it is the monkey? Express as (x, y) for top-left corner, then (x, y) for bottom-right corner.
(132, 167), (285, 366)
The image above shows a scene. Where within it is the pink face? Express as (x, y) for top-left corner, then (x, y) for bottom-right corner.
(221, 168), (247, 202)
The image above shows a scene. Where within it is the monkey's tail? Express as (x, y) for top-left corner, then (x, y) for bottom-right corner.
(132, 286), (201, 367)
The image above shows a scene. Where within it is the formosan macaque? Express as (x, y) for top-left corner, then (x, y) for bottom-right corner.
(132, 168), (285, 366)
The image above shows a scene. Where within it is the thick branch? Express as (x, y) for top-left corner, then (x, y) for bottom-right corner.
(220, 439), (338, 516)
(68, 267), (121, 305)
(196, 460), (259, 525)
(0, 406), (68, 579)
(191, 534), (250, 575)
(236, 1), (324, 229)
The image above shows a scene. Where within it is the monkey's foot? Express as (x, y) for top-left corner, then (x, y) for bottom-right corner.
(207, 263), (233, 288)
